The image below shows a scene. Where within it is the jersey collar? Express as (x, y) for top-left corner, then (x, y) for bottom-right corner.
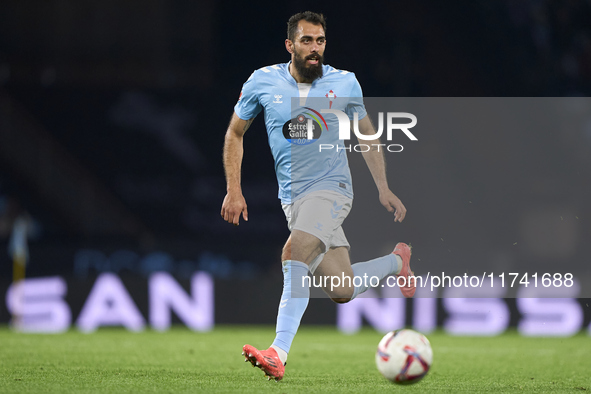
(284, 61), (326, 85)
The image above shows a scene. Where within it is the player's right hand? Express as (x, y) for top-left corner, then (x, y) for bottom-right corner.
(221, 192), (249, 226)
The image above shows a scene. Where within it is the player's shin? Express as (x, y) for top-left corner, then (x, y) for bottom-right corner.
(351, 254), (402, 299)
(271, 260), (310, 363)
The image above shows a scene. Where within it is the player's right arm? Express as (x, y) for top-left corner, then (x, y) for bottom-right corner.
(221, 112), (255, 226)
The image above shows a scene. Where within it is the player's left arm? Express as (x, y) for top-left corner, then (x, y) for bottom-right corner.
(356, 115), (407, 222)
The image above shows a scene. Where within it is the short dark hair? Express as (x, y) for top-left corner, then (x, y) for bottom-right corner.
(287, 11), (326, 42)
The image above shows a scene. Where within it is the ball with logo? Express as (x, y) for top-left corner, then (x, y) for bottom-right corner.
(375, 329), (433, 384)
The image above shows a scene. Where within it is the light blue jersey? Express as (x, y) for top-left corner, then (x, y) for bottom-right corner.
(234, 62), (367, 204)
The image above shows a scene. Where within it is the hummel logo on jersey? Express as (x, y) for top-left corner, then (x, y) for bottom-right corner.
(279, 299), (288, 309)
(273, 94), (283, 103)
(314, 222), (323, 231)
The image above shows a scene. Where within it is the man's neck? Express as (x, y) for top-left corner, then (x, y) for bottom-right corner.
(289, 61), (315, 84)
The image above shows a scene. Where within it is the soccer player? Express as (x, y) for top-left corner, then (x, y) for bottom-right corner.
(221, 11), (416, 381)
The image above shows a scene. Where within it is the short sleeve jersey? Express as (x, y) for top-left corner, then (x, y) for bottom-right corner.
(234, 62), (366, 204)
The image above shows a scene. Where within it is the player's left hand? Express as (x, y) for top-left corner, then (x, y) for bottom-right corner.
(379, 189), (406, 222)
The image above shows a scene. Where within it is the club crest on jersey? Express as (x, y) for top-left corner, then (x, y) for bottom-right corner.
(325, 90), (337, 109)
(273, 94), (283, 103)
(282, 107), (328, 145)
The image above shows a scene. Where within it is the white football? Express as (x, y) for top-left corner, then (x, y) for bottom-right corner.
(375, 329), (433, 384)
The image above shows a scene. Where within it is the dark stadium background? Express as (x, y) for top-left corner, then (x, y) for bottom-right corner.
(1, 0), (590, 330)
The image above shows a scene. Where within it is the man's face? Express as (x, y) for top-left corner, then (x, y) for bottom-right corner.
(288, 20), (326, 81)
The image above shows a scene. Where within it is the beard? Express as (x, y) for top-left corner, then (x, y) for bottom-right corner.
(293, 50), (324, 82)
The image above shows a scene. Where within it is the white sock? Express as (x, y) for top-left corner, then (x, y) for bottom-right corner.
(271, 345), (288, 365)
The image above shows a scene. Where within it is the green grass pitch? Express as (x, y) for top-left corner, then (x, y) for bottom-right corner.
(0, 326), (589, 393)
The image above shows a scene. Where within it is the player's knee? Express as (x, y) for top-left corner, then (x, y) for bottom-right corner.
(330, 287), (354, 304)
(331, 296), (352, 304)
(281, 245), (291, 261)
(281, 240), (292, 261)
